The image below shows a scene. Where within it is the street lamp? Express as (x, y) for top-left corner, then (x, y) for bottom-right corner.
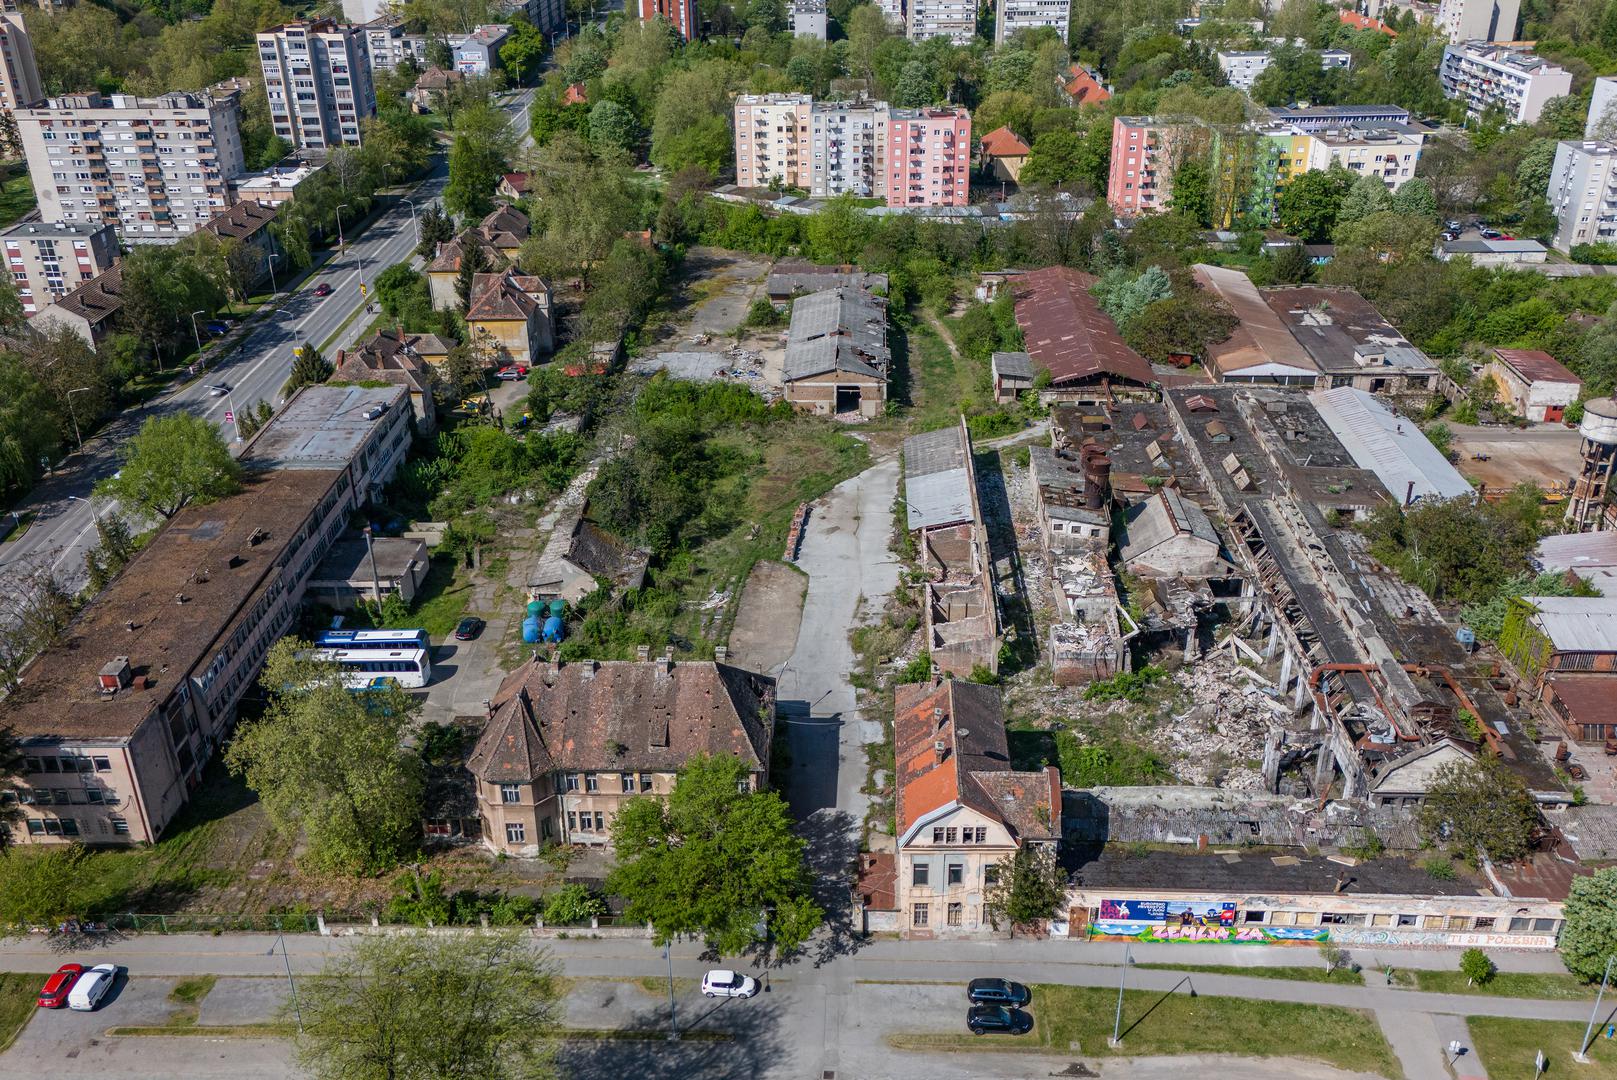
(267, 252), (280, 296)
(402, 198), (421, 250)
(1577, 954), (1616, 1062)
(65, 386), (92, 451)
(65, 494), (102, 528)
(269, 932), (304, 1033)
(1109, 943), (1136, 1047)
(189, 310), (206, 356)
(336, 203), (350, 248)
(663, 940), (679, 1042)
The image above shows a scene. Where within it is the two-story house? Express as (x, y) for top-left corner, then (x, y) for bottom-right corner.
(465, 650), (775, 855)
(892, 678), (1060, 936)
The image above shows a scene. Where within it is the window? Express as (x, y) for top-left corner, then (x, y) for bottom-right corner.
(1397, 914), (1418, 927)
(584, 773), (599, 793)
(621, 773), (634, 793)
(912, 862), (930, 887)
(947, 863), (963, 886)
(23, 756), (40, 773)
(1371, 913), (1393, 927)
(912, 903), (929, 927)
(505, 823), (525, 844)
(41, 757), (59, 773)
(567, 811), (577, 832)
(1473, 917), (1495, 931)
(947, 902), (962, 927)
(86, 789), (103, 805)
(639, 773), (653, 792)
(593, 811), (604, 832)
(26, 820), (43, 835)
(1534, 918), (1558, 933)
(945, 827), (957, 843)
(973, 827), (986, 843)
(565, 773), (579, 792)
(932, 827), (945, 843)
(984, 865), (999, 885)
(62, 819), (80, 837)
(1243, 910), (1266, 924)
(500, 784), (521, 804)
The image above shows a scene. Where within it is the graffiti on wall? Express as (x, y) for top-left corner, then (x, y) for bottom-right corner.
(1088, 919), (1329, 944)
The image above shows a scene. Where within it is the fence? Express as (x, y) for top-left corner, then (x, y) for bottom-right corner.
(34, 911), (651, 938)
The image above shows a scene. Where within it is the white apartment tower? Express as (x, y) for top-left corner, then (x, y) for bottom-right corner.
(1438, 0), (1519, 42)
(16, 89), (246, 244)
(733, 93), (812, 190)
(257, 20), (376, 151)
(994, 0), (1071, 45)
(1588, 76), (1617, 140)
(809, 100), (890, 198)
(1438, 43), (1571, 124)
(908, 0), (975, 43)
(0, 2), (41, 111)
(1548, 140), (1617, 254)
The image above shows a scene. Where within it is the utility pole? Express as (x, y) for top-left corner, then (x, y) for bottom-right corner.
(1577, 954), (1616, 1062)
(1110, 943), (1134, 1047)
(363, 523), (382, 606)
(65, 387), (92, 450)
(269, 932), (303, 1033)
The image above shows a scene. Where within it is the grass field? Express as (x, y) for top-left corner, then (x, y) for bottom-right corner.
(903, 318), (985, 433)
(887, 984), (1399, 1077)
(1468, 1017), (1617, 1078)
(0, 171), (36, 227)
(1136, 962), (1365, 985)
(1411, 970), (1595, 999)
(0, 973), (36, 1053)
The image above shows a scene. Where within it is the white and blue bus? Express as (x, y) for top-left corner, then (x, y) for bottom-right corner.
(317, 628), (431, 653)
(314, 647), (433, 689)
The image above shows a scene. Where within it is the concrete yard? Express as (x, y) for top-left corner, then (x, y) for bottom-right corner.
(1446, 422), (1581, 494)
(726, 559), (807, 675)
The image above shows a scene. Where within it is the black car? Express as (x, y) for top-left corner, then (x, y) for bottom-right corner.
(967, 978), (1031, 1007)
(454, 616), (485, 641)
(967, 1004), (1033, 1036)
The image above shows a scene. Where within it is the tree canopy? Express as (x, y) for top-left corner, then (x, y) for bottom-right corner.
(96, 412), (241, 520)
(607, 753), (823, 956)
(1561, 867), (1617, 983)
(1418, 756), (1540, 864)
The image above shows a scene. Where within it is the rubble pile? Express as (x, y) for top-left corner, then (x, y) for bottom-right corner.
(1162, 653), (1293, 792)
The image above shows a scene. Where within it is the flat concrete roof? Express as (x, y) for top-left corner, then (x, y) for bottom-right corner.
(244, 385), (405, 470)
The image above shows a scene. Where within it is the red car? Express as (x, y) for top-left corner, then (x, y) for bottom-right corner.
(313, 282), (333, 297)
(37, 964), (83, 1008)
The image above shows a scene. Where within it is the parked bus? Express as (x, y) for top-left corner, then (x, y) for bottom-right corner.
(316, 628), (431, 653)
(314, 647), (432, 689)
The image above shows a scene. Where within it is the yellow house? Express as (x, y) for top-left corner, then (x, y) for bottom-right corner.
(464, 270), (554, 368)
(979, 126), (1031, 183)
(426, 231), (505, 310)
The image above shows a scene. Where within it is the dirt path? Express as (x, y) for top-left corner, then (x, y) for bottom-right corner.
(727, 559), (806, 674)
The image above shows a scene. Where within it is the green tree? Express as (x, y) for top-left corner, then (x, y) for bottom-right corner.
(498, 15), (548, 85)
(454, 240), (493, 313)
(83, 510), (137, 594)
(417, 203), (456, 258)
(1124, 293), (1236, 364)
(1276, 166), (1354, 243)
(983, 845), (1066, 931)
(444, 101), (517, 220)
(1418, 757), (1539, 864)
(1390, 176), (1438, 221)
(284, 343), (335, 399)
(0, 353), (60, 503)
(235, 399), (275, 441)
(0, 724), (22, 851)
(1335, 172), (1395, 233)
(588, 99), (639, 155)
(1168, 157), (1213, 227)
(1561, 867), (1617, 982)
(1020, 129), (1085, 187)
(226, 640), (424, 874)
(1459, 947), (1496, 986)
(96, 412), (241, 521)
(296, 931), (561, 1080)
(608, 753), (823, 956)
(973, 90), (1036, 142)
(893, 60), (937, 107)
(1271, 242), (1310, 283)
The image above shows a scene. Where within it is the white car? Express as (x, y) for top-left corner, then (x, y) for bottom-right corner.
(701, 969), (758, 999)
(67, 963), (117, 1011)
(208, 384), (231, 397)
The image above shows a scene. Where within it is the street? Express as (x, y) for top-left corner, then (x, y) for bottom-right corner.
(0, 87), (536, 601)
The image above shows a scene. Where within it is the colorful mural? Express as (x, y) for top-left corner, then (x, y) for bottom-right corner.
(1088, 920), (1330, 944)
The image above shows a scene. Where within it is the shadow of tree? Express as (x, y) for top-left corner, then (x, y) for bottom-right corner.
(555, 985), (791, 1080)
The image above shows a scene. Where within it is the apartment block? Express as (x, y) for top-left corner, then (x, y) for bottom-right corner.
(640, 0), (697, 40)
(0, 2), (42, 110)
(994, 0), (1071, 45)
(16, 89), (246, 244)
(453, 24), (508, 76)
(887, 107), (970, 207)
(1438, 0), (1518, 42)
(361, 18), (429, 74)
(1302, 123), (1425, 190)
(1439, 43), (1571, 124)
(809, 99), (889, 197)
(257, 21), (376, 151)
(1107, 116), (1179, 217)
(733, 93), (812, 190)
(790, 0), (828, 38)
(1217, 48), (1351, 91)
(1266, 103), (1410, 130)
(3, 220), (117, 315)
(877, 0), (905, 28)
(907, 0), (975, 43)
(1588, 75), (1617, 139)
(1548, 140), (1617, 254)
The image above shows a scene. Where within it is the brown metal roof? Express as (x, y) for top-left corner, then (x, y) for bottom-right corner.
(1494, 348), (1580, 387)
(1012, 266), (1154, 387)
(1192, 265), (1315, 376)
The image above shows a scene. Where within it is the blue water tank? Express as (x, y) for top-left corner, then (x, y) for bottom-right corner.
(521, 617), (541, 644)
(542, 615), (564, 643)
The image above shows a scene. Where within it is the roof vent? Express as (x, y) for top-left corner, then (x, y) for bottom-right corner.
(98, 656), (132, 694)
(175, 592), (189, 604)
(934, 739), (947, 758)
(227, 553), (244, 569)
(249, 528), (267, 546)
(363, 403), (385, 421)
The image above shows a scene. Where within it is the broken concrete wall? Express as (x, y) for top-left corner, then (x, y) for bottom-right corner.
(1062, 787), (1422, 850)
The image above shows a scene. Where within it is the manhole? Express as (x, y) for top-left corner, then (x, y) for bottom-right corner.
(823, 1072), (835, 1079)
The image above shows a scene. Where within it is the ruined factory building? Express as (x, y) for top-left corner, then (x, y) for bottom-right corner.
(1308, 386), (1471, 503)
(1119, 489), (1223, 577)
(1012, 265), (1155, 402)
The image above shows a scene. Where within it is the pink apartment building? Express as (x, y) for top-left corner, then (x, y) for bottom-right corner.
(639, 0), (696, 40)
(1108, 116), (1175, 216)
(886, 107), (971, 208)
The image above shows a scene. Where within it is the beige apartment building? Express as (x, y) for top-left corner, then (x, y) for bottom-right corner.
(3, 219), (118, 315)
(734, 93), (812, 190)
(16, 88), (247, 244)
(466, 651), (774, 855)
(257, 20), (376, 151)
(0, 2), (42, 110)
(888, 679), (1060, 936)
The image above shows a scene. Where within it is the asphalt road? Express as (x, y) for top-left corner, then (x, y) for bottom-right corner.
(0, 86), (536, 602)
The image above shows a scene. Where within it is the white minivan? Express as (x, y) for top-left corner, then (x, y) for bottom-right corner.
(67, 964), (117, 1011)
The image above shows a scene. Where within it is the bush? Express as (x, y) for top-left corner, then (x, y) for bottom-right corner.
(1082, 665), (1169, 703)
(897, 654), (932, 684)
(1053, 732), (1169, 786)
(1423, 855), (1458, 881)
(1572, 242), (1617, 265)
(1459, 947), (1496, 986)
(542, 883), (608, 925)
(743, 297), (782, 327)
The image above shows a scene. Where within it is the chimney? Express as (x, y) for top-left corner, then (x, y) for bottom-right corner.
(933, 738), (948, 760)
(98, 657), (132, 694)
(656, 646), (673, 678)
(636, 644), (651, 662)
(1083, 446), (1112, 511)
(714, 645), (728, 663)
(581, 660), (596, 681)
(1404, 480), (1415, 507)
(175, 593), (189, 604)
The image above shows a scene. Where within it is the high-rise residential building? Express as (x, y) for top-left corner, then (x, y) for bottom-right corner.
(907, 0), (975, 43)
(1108, 117), (1181, 217)
(1588, 76), (1617, 139)
(0, 3), (42, 111)
(258, 20), (375, 151)
(886, 107), (971, 208)
(790, 0), (828, 38)
(733, 93), (812, 190)
(1217, 47), (1352, 90)
(1439, 43), (1570, 124)
(808, 100), (889, 197)
(1437, 0), (1519, 42)
(361, 18), (429, 74)
(16, 89), (246, 244)
(994, 0), (1070, 45)
(1300, 124), (1426, 189)
(1548, 140), (1617, 254)
(3, 220), (118, 315)
(640, 0), (697, 40)
(877, 0), (905, 28)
